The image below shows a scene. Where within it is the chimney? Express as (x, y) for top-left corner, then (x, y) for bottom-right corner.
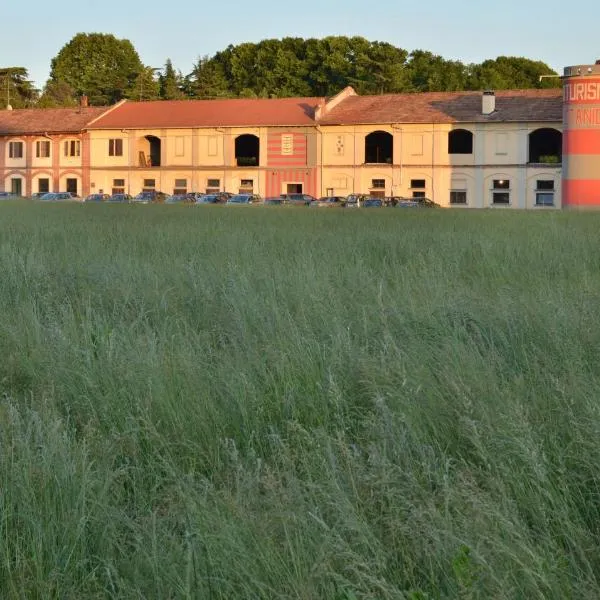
(80, 95), (88, 108)
(482, 90), (495, 115)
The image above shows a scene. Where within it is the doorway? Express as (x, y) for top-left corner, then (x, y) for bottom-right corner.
(66, 178), (78, 195)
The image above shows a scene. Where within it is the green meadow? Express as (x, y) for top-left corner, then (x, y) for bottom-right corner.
(1, 202), (600, 598)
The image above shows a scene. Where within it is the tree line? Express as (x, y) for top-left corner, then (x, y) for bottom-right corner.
(1, 33), (561, 109)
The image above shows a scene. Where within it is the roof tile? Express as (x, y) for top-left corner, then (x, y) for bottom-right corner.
(0, 106), (108, 135)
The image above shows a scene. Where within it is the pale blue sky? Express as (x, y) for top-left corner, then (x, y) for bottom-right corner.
(4, 0), (599, 90)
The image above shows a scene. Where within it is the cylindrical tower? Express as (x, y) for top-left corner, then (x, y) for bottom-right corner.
(562, 62), (600, 207)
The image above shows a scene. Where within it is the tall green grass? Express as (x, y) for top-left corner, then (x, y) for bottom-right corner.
(1, 202), (600, 598)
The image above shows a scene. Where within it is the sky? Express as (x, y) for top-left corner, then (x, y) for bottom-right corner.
(3, 0), (599, 90)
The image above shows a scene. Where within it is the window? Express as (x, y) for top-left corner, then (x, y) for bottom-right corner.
(450, 178), (467, 205)
(492, 179), (510, 205)
(11, 178), (22, 196)
(235, 134), (259, 166)
(412, 191), (426, 198)
(38, 178), (50, 194)
(239, 179), (253, 193)
(286, 183), (302, 194)
(448, 129), (473, 154)
(528, 128), (562, 164)
(281, 134), (293, 156)
(206, 178), (220, 193)
(112, 179), (125, 194)
(535, 180), (555, 206)
(410, 179), (426, 189)
(8, 141), (23, 159)
(109, 139), (123, 157)
(371, 179), (385, 189)
(365, 131), (393, 164)
(175, 136), (184, 157)
(450, 191), (467, 205)
(64, 140), (81, 157)
(66, 178), (78, 195)
(174, 178), (187, 195)
(36, 140), (51, 158)
(143, 179), (156, 192)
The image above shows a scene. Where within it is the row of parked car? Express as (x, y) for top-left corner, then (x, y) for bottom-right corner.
(1, 190), (440, 208)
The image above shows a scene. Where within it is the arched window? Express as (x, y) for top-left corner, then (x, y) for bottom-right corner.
(235, 134), (260, 167)
(365, 131), (393, 164)
(528, 128), (562, 164)
(448, 129), (473, 154)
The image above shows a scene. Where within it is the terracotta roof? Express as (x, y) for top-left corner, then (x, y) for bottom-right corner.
(318, 89), (563, 125)
(88, 97), (325, 129)
(0, 106), (108, 135)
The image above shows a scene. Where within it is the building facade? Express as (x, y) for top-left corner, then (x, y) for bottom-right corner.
(0, 87), (566, 208)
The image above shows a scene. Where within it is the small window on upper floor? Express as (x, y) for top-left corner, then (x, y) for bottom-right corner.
(410, 179), (426, 189)
(109, 139), (123, 157)
(36, 140), (51, 158)
(448, 129), (473, 154)
(64, 140), (81, 157)
(8, 141), (23, 159)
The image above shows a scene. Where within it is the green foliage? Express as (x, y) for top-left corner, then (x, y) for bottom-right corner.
(0, 205), (600, 596)
(0, 67), (39, 108)
(47, 32), (145, 105)
(158, 58), (185, 100)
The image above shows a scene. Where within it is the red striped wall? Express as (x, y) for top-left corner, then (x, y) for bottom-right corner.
(266, 168), (317, 197)
(267, 132), (307, 167)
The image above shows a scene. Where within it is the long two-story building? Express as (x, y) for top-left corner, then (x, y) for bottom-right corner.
(0, 86), (564, 208)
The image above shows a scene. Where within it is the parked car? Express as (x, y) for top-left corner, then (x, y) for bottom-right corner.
(165, 194), (190, 204)
(30, 192), (47, 199)
(263, 197), (284, 206)
(395, 197), (440, 208)
(106, 193), (132, 203)
(280, 193), (317, 206)
(310, 196), (345, 207)
(84, 193), (110, 203)
(39, 192), (78, 202)
(226, 194), (261, 205)
(0, 191), (20, 200)
(344, 194), (368, 208)
(195, 194), (220, 204)
(363, 197), (383, 208)
(132, 191), (168, 204)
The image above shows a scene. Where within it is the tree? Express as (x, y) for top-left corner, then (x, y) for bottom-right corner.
(186, 55), (231, 98)
(48, 33), (144, 105)
(159, 59), (184, 100)
(0, 67), (39, 108)
(128, 67), (161, 101)
(37, 80), (77, 108)
(466, 57), (560, 90)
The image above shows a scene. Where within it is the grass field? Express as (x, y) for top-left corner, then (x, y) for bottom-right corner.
(1, 202), (600, 598)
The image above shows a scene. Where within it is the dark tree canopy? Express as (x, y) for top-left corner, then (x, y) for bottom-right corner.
(0, 67), (39, 108)
(23, 35), (561, 108)
(48, 33), (144, 105)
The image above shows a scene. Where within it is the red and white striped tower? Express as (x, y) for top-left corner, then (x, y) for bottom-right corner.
(562, 62), (600, 207)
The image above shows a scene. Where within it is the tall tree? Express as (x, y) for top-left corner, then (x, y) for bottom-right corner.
(0, 67), (39, 108)
(128, 67), (161, 101)
(186, 55), (231, 98)
(48, 33), (144, 105)
(159, 59), (184, 100)
(466, 57), (560, 90)
(37, 80), (77, 108)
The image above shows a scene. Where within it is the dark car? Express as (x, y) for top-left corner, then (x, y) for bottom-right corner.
(39, 192), (78, 202)
(310, 196), (345, 207)
(363, 198), (383, 208)
(84, 193), (110, 203)
(280, 193), (316, 206)
(165, 194), (190, 204)
(107, 193), (132, 203)
(263, 197), (284, 206)
(132, 191), (168, 204)
(395, 197), (440, 208)
(196, 194), (220, 204)
(226, 194), (261, 205)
